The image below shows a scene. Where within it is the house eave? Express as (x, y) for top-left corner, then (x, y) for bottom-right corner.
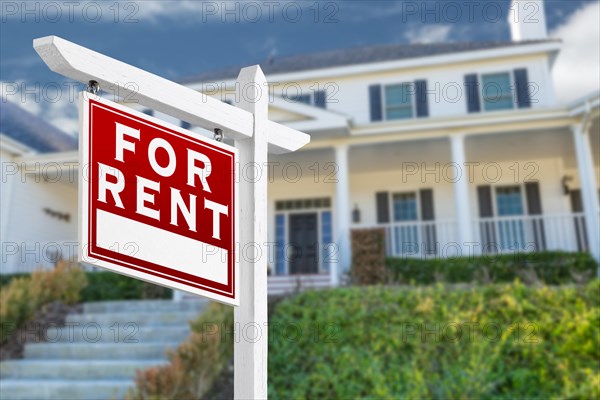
(185, 41), (562, 89)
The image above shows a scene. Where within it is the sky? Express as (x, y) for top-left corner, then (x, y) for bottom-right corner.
(1, 0), (599, 135)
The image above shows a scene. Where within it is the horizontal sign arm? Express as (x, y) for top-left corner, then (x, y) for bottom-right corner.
(33, 36), (310, 154)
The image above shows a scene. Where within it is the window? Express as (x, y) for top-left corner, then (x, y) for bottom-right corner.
(321, 211), (333, 272)
(282, 90), (326, 109)
(180, 121), (191, 130)
(286, 94), (311, 105)
(275, 214), (286, 275)
(392, 192), (418, 221)
(495, 186), (523, 216)
(142, 109), (154, 116)
(481, 73), (514, 111)
(275, 197), (331, 211)
(385, 83), (414, 120)
(495, 186), (526, 250)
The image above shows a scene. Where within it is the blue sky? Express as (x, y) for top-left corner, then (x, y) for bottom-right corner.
(1, 0), (598, 134)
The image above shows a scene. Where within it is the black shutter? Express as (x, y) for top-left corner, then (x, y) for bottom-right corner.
(525, 182), (546, 250)
(419, 189), (435, 221)
(415, 80), (429, 118)
(419, 189), (437, 255)
(477, 186), (494, 217)
(514, 68), (531, 108)
(524, 182), (543, 215)
(376, 192), (389, 223)
(369, 84), (383, 122)
(477, 185), (497, 253)
(464, 74), (481, 113)
(570, 190), (588, 251)
(314, 90), (326, 109)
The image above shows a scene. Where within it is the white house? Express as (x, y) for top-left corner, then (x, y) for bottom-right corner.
(1, 0), (599, 293)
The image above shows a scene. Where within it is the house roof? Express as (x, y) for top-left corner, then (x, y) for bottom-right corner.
(0, 101), (77, 153)
(179, 39), (560, 84)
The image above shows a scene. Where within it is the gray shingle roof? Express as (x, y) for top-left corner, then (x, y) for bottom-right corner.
(0, 101), (78, 153)
(179, 39), (559, 84)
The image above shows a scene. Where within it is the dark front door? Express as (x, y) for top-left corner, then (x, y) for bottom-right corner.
(289, 213), (318, 274)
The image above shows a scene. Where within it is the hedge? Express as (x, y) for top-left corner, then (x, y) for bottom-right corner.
(384, 251), (597, 285)
(81, 271), (172, 302)
(268, 281), (600, 399)
(1, 270), (171, 302)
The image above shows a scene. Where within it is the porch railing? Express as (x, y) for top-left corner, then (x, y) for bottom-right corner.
(474, 212), (589, 254)
(361, 219), (457, 258)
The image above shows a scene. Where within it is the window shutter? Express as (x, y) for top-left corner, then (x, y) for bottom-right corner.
(369, 84), (383, 122)
(570, 190), (583, 212)
(569, 190), (588, 251)
(419, 189), (435, 221)
(376, 192), (389, 223)
(419, 188), (437, 255)
(524, 181), (546, 250)
(464, 74), (481, 113)
(477, 186), (494, 217)
(415, 80), (429, 118)
(524, 182), (543, 215)
(477, 185), (496, 253)
(514, 68), (531, 108)
(314, 90), (327, 109)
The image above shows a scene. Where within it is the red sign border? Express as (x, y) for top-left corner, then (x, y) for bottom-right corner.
(78, 93), (239, 306)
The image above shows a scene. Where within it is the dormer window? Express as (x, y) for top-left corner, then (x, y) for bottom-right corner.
(481, 72), (514, 111)
(384, 83), (414, 120)
(283, 90), (327, 108)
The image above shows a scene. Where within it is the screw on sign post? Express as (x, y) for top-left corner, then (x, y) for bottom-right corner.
(33, 36), (310, 399)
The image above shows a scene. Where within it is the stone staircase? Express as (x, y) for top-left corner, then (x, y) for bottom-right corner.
(0, 299), (208, 400)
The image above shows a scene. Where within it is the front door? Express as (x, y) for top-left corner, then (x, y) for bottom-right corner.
(289, 213), (318, 274)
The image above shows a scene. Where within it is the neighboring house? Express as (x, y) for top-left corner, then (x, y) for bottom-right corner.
(0, 101), (78, 272)
(1, 0), (599, 293)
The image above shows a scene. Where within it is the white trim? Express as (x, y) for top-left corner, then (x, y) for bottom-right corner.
(0, 134), (35, 156)
(186, 42), (561, 88)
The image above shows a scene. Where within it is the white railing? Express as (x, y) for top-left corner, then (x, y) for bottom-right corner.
(356, 219), (457, 258)
(473, 212), (588, 254)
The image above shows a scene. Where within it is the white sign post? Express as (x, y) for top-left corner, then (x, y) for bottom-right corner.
(33, 36), (310, 399)
(234, 65), (269, 399)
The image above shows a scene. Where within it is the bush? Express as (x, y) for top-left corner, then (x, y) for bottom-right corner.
(0, 261), (87, 342)
(127, 302), (233, 400)
(268, 281), (600, 399)
(351, 228), (387, 285)
(80, 272), (172, 302)
(384, 251), (597, 286)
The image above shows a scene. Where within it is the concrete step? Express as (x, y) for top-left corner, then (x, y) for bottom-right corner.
(66, 311), (200, 327)
(45, 325), (191, 343)
(0, 359), (166, 380)
(83, 299), (208, 314)
(24, 342), (178, 360)
(0, 379), (133, 400)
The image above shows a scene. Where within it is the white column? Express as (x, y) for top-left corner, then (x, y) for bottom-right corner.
(450, 134), (475, 255)
(234, 66), (268, 399)
(572, 124), (600, 264)
(334, 145), (350, 286)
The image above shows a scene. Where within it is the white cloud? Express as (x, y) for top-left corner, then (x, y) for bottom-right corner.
(550, 1), (600, 104)
(404, 25), (453, 44)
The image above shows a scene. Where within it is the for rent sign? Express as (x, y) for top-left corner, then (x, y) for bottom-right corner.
(79, 94), (239, 305)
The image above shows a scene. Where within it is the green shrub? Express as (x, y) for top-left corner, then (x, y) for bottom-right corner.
(268, 281), (600, 399)
(80, 272), (172, 302)
(384, 251), (597, 286)
(0, 261), (87, 342)
(127, 302), (233, 400)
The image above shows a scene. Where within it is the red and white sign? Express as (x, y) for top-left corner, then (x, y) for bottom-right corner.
(79, 94), (239, 305)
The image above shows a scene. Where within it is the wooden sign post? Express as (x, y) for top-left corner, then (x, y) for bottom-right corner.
(33, 36), (310, 399)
